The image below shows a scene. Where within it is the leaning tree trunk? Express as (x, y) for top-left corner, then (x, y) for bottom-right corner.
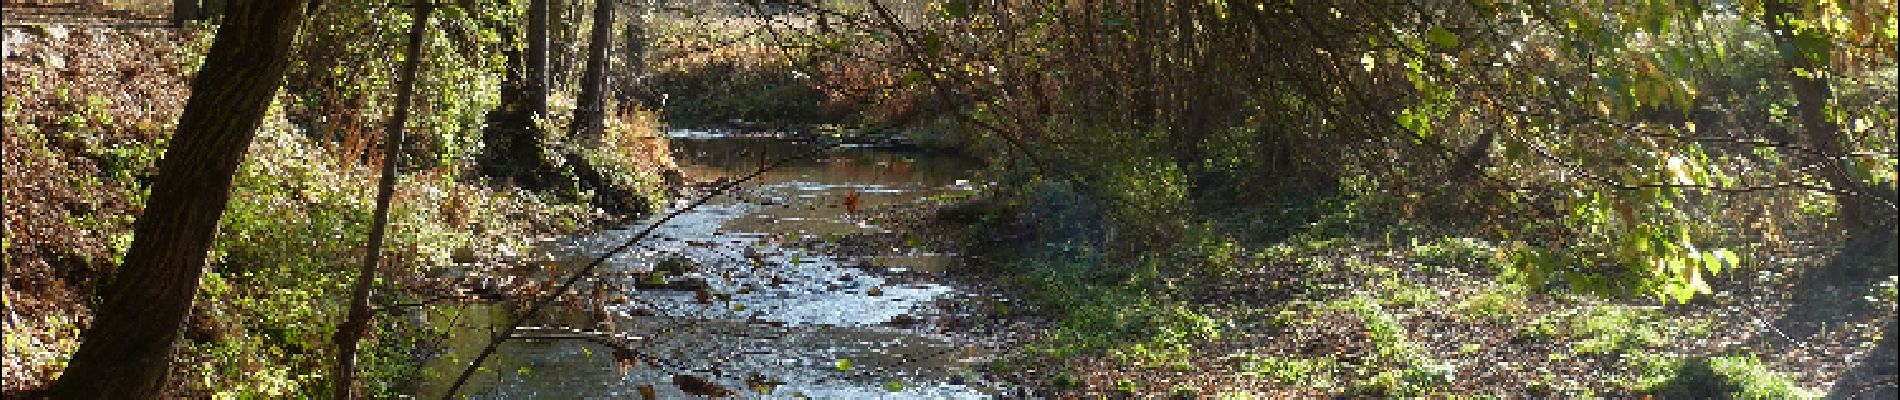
(571, 0), (614, 143)
(51, 1), (308, 398)
(330, 1), (431, 398)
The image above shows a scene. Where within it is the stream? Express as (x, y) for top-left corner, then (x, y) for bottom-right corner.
(409, 131), (1015, 399)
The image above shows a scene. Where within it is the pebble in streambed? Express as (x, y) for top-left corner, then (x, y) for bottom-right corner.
(415, 134), (1009, 399)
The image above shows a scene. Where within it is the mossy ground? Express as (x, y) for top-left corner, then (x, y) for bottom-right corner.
(931, 187), (1895, 398)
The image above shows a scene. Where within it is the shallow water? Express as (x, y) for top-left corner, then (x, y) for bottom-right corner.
(410, 131), (1006, 399)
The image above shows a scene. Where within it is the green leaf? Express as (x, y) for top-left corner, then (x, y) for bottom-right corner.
(942, 0), (970, 19)
(835, 358), (853, 371)
(1792, 29), (1832, 66)
(1427, 26), (1460, 49)
(884, 380), (905, 392)
(1700, 251), (1723, 275)
(1712, 249), (1738, 274)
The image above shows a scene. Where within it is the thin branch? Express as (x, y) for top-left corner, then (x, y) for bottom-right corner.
(332, 1), (431, 398)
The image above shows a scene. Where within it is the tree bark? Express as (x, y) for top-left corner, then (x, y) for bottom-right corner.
(330, 1), (431, 398)
(50, 1), (308, 398)
(527, 0), (550, 118)
(172, 0), (198, 27)
(1762, 0), (1897, 226)
(571, 0), (614, 143)
(481, 0), (554, 188)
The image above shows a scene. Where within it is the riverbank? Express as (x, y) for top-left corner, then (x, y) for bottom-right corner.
(934, 180), (1898, 397)
(1, 25), (671, 397)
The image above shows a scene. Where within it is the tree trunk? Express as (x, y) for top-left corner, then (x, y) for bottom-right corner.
(481, 0), (554, 188)
(618, 10), (647, 108)
(330, 1), (431, 398)
(1762, 0), (1896, 226)
(572, 0), (614, 143)
(50, 1), (308, 398)
(172, 0), (198, 27)
(527, 0), (550, 118)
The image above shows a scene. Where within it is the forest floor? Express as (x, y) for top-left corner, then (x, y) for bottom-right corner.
(3, 24), (195, 393)
(1, 25), (667, 397)
(862, 194), (1899, 398)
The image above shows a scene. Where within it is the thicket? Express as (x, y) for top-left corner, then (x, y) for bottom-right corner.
(780, 0), (1897, 301)
(739, 0), (1895, 394)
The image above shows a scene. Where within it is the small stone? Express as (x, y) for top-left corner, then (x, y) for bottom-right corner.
(451, 247), (479, 263)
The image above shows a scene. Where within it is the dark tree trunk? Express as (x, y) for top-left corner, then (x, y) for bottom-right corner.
(526, 0), (550, 118)
(617, 11), (648, 108)
(572, 0), (614, 143)
(50, 1), (308, 398)
(172, 0), (198, 27)
(330, 1), (431, 398)
(1166, 0), (1216, 193)
(1762, 0), (1898, 227)
(481, 0), (554, 188)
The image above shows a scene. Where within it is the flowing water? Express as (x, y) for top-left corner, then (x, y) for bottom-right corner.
(410, 131), (1013, 399)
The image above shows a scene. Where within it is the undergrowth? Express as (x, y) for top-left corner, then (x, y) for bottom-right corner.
(2, 23), (665, 397)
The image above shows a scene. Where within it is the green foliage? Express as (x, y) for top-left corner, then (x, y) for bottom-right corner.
(1514, 304), (1711, 357)
(1034, 280), (1221, 366)
(1651, 355), (1821, 399)
(1339, 296), (1419, 364)
(1230, 354), (1338, 386)
(1384, 283), (1442, 308)
(1870, 275), (1900, 305)
(648, 61), (832, 126)
(177, 95), (604, 397)
(1097, 156), (1190, 235)
(1412, 237), (1502, 272)
(290, 0), (515, 167)
(1356, 362), (1455, 397)
(1503, 189), (1745, 302)
(1456, 284), (1527, 323)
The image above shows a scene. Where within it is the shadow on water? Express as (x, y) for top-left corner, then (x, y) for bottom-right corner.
(411, 130), (1009, 399)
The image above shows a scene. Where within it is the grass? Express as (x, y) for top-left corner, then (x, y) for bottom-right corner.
(973, 181), (1854, 398)
(1514, 304), (1712, 358)
(1649, 355), (1822, 399)
(1230, 353), (1339, 386)
(1457, 283), (1527, 323)
(1311, 295), (1456, 396)
(1411, 236), (1502, 272)
(1385, 282), (1443, 308)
